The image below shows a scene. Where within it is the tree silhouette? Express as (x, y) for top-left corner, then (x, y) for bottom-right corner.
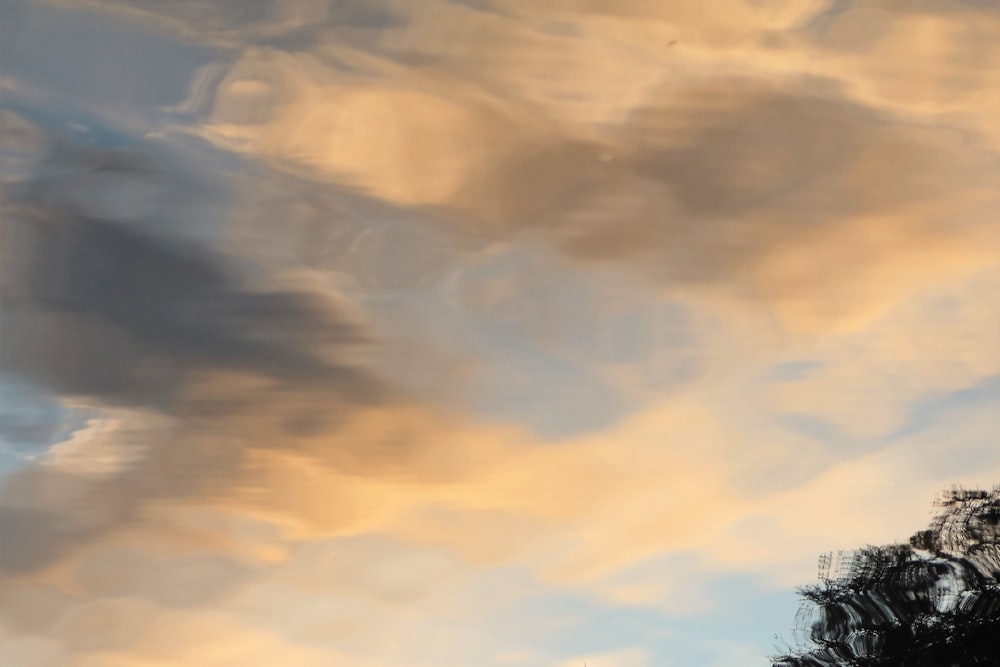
(772, 488), (1000, 666)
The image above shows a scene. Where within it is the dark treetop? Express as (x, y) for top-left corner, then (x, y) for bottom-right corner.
(772, 488), (1000, 667)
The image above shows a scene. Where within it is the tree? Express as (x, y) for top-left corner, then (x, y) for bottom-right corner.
(772, 488), (1000, 666)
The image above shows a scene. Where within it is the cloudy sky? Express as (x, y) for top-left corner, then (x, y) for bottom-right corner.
(1, 0), (999, 665)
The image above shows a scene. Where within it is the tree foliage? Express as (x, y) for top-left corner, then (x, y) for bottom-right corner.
(773, 488), (1000, 666)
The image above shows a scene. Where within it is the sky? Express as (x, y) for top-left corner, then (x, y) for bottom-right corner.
(0, 0), (999, 665)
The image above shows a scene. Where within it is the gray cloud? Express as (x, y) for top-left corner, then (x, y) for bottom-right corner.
(0, 122), (398, 576)
(0, 507), (94, 574)
(1, 139), (385, 415)
(0, 462), (132, 575)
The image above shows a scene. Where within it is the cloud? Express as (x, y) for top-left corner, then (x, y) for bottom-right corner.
(67, 607), (350, 667)
(0, 0), (217, 131)
(33, 0), (1000, 335)
(200, 44), (594, 235)
(759, 264), (1000, 438)
(1, 128), (385, 414)
(555, 647), (649, 667)
(0, 122), (402, 576)
(4, 3), (1000, 666)
(548, 78), (998, 331)
(198, 35), (1000, 333)
(3, 296), (996, 664)
(802, 3), (1000, 114)
(40, 0), (407, 49)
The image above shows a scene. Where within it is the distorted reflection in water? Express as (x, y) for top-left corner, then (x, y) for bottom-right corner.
(2, 1), (999, 665)
(773, 488), (1000, 666)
